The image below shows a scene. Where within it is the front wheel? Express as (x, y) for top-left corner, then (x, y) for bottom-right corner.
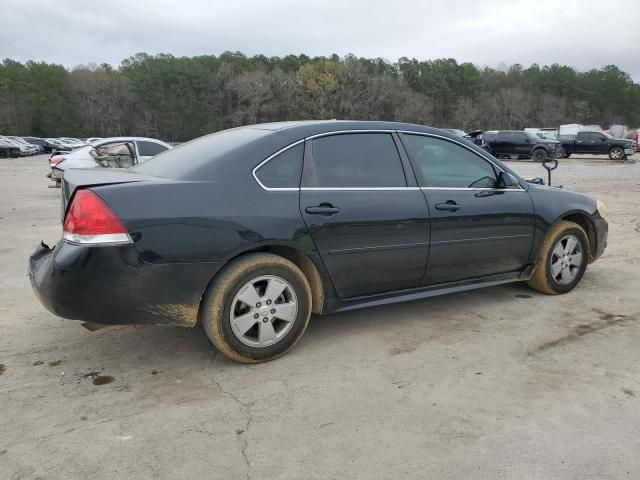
(527, 220), (589, 294)
(609, 147), (625, 161)
(201, 253), (312, 363)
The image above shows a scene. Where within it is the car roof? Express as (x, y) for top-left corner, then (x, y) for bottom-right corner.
(131, 120), (479, 181)
(236, 119), (438, 136)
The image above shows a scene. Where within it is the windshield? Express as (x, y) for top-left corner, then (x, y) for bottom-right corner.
(602, 131), (614, 139)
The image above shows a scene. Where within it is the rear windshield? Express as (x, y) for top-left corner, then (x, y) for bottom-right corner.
(131, 127), (270, 179)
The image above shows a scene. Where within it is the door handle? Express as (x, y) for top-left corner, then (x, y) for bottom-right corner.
(435, 201), (462, 212)
(305, 204), (340, 215)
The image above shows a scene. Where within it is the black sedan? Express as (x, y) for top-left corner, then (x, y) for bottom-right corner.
(29, 121), (608, 363)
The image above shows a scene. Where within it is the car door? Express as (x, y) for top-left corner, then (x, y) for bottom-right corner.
(589, 132), (609, 154)
(514, 132), (533, 156)
(574, 132), (592, 154)
(299, 132), (430, 298)
(493, 131), (510, 156)
(136, 140), (169, 163)
(399, 133), (535, 285)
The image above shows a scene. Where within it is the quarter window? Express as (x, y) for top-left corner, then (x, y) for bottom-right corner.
(401, 134), (498, 188)
(255, 143), (303, 188)
(303, 133), (406, 188)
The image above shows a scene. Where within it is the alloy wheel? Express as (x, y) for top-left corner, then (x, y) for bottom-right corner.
(230, 275), (298, 347)
(549, 234), (583, 285)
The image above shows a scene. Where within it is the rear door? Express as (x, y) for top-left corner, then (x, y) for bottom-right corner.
(493, 132), (509, 155)
(399, 133), (535, 285)
(574, 132), (592, 153)
(299, 132), (430, 298)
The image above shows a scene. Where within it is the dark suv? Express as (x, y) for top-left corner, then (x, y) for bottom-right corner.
(484, 130), (561, 161)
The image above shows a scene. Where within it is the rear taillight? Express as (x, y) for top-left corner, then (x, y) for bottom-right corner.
(50, 155), (65, 166)
(63, 189), (131, 245)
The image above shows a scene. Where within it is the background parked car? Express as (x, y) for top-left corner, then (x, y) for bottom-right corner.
(23, 137), (58, 153)
(441, 128), (490, 151)
(0, 137), (35, 156)
(560, 131), (636, 160)
(484, 130), (561, 161)
(0, 138), (21, 158)
(49, 136), (172, 186)
(5, 136), (43, 155)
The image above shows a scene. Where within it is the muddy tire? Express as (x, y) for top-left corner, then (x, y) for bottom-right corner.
(201, 253), (312, 363)
(609, 147), (624, 161)
(527, 220), (589, 295)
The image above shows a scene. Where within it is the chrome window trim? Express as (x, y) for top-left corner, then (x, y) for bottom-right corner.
(252, 139), (305, 191)
(301, 187), (420, 191)
(420, 187), (525, 192)
(305, 129), (396, 139)
(252, 129), (526, 192)
(397, 130), (526, 192)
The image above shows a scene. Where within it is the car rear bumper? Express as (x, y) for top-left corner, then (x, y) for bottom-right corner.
(592, 217), (608, 261)
(29, 241), (224, 327)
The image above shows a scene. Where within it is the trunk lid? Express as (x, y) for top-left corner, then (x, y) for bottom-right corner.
(61, 168), (162, 220)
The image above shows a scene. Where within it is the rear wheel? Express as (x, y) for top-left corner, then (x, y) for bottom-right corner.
(527, 221), (589, 294)
(609, 147), (624, 161)
(532, 149), (547, 162)
(201, 253), (312, 363)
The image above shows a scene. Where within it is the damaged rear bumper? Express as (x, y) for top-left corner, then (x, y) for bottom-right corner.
(29, 241), (224, 327)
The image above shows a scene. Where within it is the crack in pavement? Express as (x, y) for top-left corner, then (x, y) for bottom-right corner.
(208, 375), (255, 480)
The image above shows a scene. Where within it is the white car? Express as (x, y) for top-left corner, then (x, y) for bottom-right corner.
(49, 137), (173, 186)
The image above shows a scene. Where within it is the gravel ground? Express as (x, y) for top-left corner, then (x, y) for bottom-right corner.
(1, 154), (640, 479)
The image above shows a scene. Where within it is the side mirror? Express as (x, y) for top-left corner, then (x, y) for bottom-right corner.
(497, 171), (519, 188)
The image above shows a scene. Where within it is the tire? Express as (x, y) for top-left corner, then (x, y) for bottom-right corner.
(527, 220), (589, 295)
(201, 253), (312, 363)
(609, 147), (624, 161)
(555, 148), (565, 159)
(563, 152), (571, 159)
(532, 149), (547, 162)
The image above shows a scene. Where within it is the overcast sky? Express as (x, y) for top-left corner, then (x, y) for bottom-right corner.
(2, 0), (639, 79)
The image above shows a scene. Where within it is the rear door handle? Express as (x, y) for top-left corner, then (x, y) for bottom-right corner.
(305, 204), (340, 215)
(435, 201), (462, 212)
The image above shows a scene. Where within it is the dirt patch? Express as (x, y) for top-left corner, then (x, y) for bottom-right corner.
(389, 345), (417, 356)
(92, 375), (115, 386)
(530, 310), (634, 354)
(622, 388), (636, 397)
(0, 364), (5, 376)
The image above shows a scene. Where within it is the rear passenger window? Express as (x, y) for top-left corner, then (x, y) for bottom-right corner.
(137, 141), (168, 157)
(303, 133), (406, 188)
(255, 143), (303, 188)
(401, 134), (498, 188)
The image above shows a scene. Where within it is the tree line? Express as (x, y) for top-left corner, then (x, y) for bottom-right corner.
(1, 52), (639, 142)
